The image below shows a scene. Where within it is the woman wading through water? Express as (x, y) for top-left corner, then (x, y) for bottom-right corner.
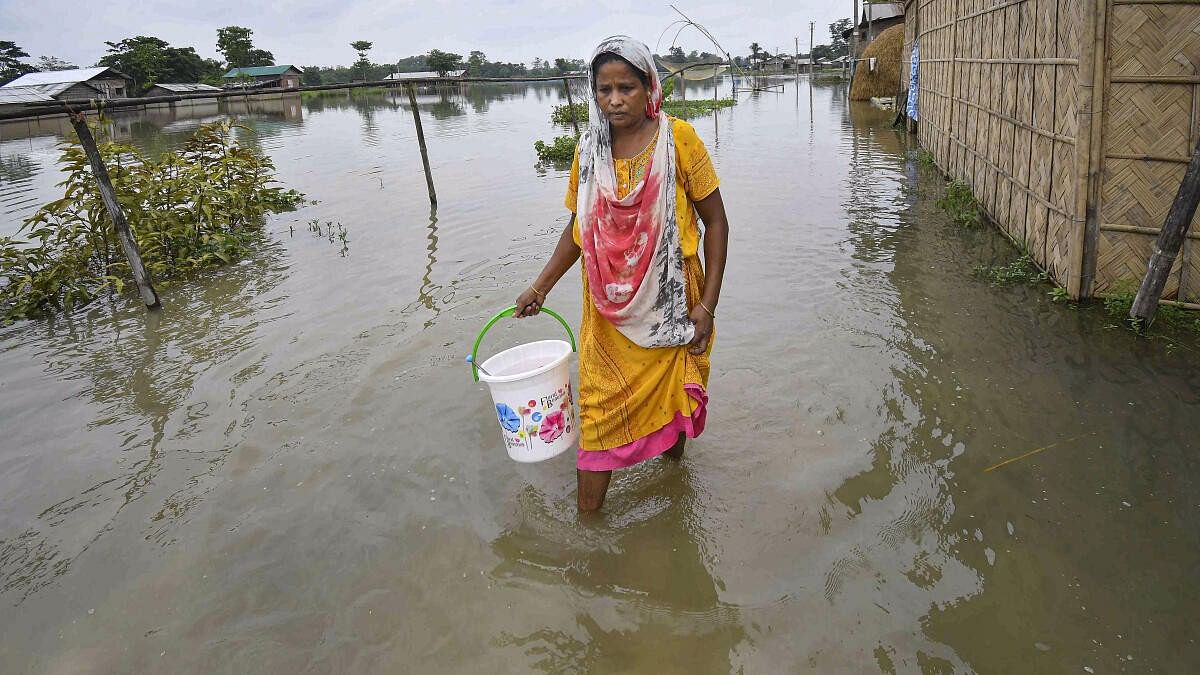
(515, 36), (729, 511)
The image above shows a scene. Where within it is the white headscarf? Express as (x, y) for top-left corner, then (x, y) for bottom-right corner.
(576, 36), (694, 348)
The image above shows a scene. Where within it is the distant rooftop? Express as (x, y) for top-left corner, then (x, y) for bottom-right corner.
(0, 81), (101, 104)
(383, 70), (466, 80)
(150, 83), (222, 93)
(223, 65), (302, 78)
(2, 67), (128, 88)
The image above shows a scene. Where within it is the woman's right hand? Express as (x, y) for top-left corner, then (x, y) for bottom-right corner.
(514, 286), (545, 318)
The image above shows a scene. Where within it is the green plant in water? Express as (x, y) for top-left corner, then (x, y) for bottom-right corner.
(1099, 278), (1200, 334)
(534, 135), (578, 163)
(1048, 286), (1071, 304)
(916, 150), (937, 170)
(937, 181), (979, 227)
(974, 253), (1048, 286)
(0, 120), (304, 322)
(662, 98), (736, 119)
(550, 102), (588, 126)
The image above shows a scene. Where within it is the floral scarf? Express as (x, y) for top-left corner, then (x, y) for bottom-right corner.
(576, 36), (694, 349)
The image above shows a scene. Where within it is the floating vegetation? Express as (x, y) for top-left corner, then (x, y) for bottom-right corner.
(534, 135), (578, 163)
(0, 120), (303, 322)
(302, 218), (350, 257)
(936, 181), (980, 227)
(974, 253), (1048, 286)
(663, 98), (736, 119)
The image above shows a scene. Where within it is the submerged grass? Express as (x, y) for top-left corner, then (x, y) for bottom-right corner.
(1101, 279), (1200, 333)
(936, 181), (980, 227)
(974, 252), (1048, 286)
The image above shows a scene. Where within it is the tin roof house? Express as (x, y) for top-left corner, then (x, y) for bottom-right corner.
(223, 65), (303, 90)
(1, 67), (132, 100)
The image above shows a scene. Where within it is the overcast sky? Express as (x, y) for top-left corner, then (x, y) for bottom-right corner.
(3, 1), (852, 68)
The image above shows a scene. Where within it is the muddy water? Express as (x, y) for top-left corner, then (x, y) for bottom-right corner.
(1, 80), (1198, 674)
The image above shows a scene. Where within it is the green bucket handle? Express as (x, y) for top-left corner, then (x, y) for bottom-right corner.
(470, 306), (576, 382)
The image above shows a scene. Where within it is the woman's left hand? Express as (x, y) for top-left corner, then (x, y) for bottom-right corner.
(688, 304), (713, 355)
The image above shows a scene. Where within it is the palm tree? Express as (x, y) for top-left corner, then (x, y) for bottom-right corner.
(749, 42), (762, 70)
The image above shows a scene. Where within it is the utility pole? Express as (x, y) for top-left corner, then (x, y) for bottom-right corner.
(795, 36), (799, 76)
(810, 21), (816, 74)
(851, 0), (859, 80)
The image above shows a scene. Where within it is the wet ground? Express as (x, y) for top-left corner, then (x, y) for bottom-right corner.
(1, 79), (1198, 674)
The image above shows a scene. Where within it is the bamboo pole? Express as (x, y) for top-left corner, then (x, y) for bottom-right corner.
(561, 77), (580, 137)
(1129, 138), (1200, 327)
(404, 83), (437, 208)
(1067, 0), (1100, 299)
(948, 0), (961, 174)
(66, 110), (160, 310)
(1078, 0), (1110, 300)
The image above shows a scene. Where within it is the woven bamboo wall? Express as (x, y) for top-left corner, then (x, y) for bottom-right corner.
(1093, 0), (1200, 302)
(906, 0), (1200, 302)
(908, 0), (1086, 294)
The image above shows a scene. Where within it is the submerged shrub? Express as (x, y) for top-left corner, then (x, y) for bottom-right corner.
(534, 135), (578, 163)
(550, 102), (588, 126)
(974, 253), (1048, 286)
(0, 120), (303, 321)
(936, 181), (979, 227)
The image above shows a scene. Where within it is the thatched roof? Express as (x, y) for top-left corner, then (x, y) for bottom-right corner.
(849, 24), (905, 101)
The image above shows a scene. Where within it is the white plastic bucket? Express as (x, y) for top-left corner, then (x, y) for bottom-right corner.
(470, 308), (578, 463)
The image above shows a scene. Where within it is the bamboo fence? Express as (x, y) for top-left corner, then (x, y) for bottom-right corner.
(902, 0), (1200, 302)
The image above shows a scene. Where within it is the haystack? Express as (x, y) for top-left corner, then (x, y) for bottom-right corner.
(849, 24), (905, 101)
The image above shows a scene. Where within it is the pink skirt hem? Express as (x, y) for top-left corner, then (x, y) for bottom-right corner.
(576, 384), (708, 471)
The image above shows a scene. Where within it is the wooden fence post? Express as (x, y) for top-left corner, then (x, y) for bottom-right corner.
(67, 111), (160, 311)
(1129, 138), (1200, 328)
(405, 83), (437, 208)
(561, 78), (581, 137)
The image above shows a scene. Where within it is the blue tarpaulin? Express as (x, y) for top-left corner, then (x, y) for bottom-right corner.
(907, 41), (920, 121)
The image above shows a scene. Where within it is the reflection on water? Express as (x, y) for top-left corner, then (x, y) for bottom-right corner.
(0, 78), (1198, 673)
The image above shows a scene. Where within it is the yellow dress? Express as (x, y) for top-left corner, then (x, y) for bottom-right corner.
(565, 118), (720, 453)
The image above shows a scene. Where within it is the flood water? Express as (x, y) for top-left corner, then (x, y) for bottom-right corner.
(1, 80), (1198, 674)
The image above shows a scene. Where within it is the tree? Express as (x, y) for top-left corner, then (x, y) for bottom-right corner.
(748, 42), (762, 69)
(666, 46), (686, 63)
(216, 26), (274, 69)
(98, 36), (169, 94)
(0, 41), (34, 85)
(350, 40), (373, 80)
(426, 49), (462, 77)
(553, 57), (583, 75)
(301, 65), (323, 86)
(830, 18), (853, 57)
(99, 37), (215, 94)
(466, 50), (486, 76)
(36, 55), (77, 71)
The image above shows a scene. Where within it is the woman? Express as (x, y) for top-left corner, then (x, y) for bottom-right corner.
(515, 36), (729, 511)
